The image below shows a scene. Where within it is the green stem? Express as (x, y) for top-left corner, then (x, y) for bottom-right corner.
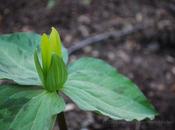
(57, 112), (68, 130)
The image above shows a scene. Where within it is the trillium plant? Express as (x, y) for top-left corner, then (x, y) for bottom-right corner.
(0, 27), (158, 130)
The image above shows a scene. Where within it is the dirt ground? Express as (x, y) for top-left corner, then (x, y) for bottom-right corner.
(0, 0), (175, 130)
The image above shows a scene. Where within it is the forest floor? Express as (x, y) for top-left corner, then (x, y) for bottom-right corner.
(0, 0), (175, 130)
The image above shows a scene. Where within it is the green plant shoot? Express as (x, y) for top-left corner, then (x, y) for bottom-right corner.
(34, 27), (67, 92)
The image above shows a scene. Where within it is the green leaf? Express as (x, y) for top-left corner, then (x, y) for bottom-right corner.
(0, 32), (68, 85)
(40, 33), (51, 72)
(0, 84), (65, 130)
(45, 53), (68, 91)
(34, 50), (44, 85)
(63, 57), (158, 121)
(49, 27), (62, 58)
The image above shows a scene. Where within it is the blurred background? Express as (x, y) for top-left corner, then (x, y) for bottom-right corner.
(0, 0), (175, 130)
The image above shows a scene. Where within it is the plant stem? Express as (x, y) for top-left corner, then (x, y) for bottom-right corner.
(57, 112), (68, 130)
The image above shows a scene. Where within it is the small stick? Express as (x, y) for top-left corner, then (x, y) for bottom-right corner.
(57, 112), (68, 130)
(68, 23), (149, 54)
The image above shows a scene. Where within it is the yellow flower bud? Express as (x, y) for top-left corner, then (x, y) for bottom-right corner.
(34, 27), (68, 92)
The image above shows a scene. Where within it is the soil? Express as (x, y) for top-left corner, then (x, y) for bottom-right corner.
(0, 0), (175, 130)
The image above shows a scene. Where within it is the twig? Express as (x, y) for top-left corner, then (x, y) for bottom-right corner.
(57, 112), (68, 130)
(68, 23), (149, 54)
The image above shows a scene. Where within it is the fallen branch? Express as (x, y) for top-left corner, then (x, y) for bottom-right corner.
(68, 23), (150, 54)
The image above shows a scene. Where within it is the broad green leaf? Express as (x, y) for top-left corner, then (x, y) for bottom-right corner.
(0, 84), (65, 130)
(0, 32), (68, 85)
(63, 57), (158, 121)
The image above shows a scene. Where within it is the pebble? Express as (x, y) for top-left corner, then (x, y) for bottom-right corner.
(166, 55), (174, 63)
(83, 46), (92, 53)
(21, 25), (33, 32)
(78, 25), (90, 37)
(78, 15), (91, 24)
(172, 67), (175, 75)
(64, 34), (72, 43)
(65, 103), (76, 112)
(117, 50), (130, 63)
(107, 52), (115, 61)
(91, 50), (99, 57)
(136, 13), (143, 22)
